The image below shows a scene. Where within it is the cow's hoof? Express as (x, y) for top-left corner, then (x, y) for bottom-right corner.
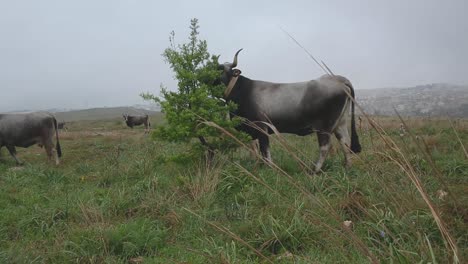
(309, 169), (321, 176)
(262, 159), (274, 167)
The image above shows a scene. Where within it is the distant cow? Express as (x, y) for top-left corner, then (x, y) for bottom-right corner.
(57, 121), (67, 131)
(0, 112), (62, 165)
(123, 114), (150, 133)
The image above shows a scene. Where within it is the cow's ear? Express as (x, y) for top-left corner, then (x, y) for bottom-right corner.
(232, 69), (242, 76)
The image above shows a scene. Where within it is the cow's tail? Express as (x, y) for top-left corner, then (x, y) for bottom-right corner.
(346, 82), (361, 153)
(53, 118), (62, 157)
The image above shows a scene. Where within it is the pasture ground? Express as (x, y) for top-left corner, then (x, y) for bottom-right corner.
(0, 115), (466, 263)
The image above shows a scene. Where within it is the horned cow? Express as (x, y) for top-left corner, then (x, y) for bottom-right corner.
(0, 112), (62, 165)
(219, 49), (361, 173)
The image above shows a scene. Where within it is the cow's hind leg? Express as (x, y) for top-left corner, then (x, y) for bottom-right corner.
(44, 139), (60, 165)
(314, 132), (331, 173)
(334, 123), (352, 169)
(6, 145), (22, 165)
(258, 135), (272, 164)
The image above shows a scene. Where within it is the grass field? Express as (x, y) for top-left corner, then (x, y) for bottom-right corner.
(0, 115), (466, 263)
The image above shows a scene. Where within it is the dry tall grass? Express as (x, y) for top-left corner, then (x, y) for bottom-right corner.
(202, 105), (464, 263)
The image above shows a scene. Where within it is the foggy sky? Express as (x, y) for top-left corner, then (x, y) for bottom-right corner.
(1, 0), (467, 112)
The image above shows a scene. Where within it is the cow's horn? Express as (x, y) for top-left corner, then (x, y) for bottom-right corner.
(231, 48), (243, 68)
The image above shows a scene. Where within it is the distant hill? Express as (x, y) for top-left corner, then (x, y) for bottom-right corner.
(53, 84), (468, 121)
(356, 83), (468, 117)
(5, 84), (467, 120)
(54, 107), (161, 122)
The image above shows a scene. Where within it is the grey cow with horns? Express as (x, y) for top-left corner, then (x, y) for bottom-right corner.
(219, 49), (361, 173)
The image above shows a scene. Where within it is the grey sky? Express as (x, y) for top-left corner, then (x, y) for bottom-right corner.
(1, 0), (467, 112)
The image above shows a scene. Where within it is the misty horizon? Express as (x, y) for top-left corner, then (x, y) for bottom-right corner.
(1, 0), (467, 112)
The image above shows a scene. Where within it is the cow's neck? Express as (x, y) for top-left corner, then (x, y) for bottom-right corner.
(225, 76), (251, 103)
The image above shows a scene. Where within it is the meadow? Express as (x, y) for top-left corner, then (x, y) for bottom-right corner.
(0, 114), (466, 263)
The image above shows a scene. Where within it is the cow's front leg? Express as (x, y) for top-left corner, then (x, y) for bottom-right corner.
(258, 135), (272, 164)
(314, 132), (331, 174)
(6, 145), (23, 165)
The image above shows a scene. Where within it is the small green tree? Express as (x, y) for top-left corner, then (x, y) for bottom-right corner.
(142, 18), (247, 162)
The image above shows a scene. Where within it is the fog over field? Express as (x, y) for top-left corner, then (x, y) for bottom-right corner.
(1, 0), (467, 112)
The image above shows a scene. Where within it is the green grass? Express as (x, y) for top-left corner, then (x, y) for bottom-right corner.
(0, 117), (466, 263)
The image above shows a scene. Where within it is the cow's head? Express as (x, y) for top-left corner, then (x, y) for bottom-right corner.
(122, 114), (128, 121)
(218, 49), (243, 97)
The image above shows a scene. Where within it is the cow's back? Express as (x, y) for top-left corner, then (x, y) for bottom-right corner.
(0, 112), (55, 147)
(248, 75), (350, 134)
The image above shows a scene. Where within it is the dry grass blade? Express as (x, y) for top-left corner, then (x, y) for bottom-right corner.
(321, 60), (335, 76)
(278, 25), (330, 75)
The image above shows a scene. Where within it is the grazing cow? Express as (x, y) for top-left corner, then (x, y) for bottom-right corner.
(0, 112), (62, 165)
(123, 114), (150, 133)
(219, 49), (361, 173)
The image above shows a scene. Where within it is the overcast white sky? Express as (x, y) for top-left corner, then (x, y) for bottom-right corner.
(1, 0), (467, 112)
